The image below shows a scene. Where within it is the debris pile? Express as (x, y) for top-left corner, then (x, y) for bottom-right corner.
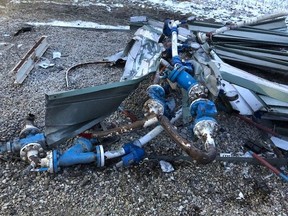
(1, 12), (287, 183)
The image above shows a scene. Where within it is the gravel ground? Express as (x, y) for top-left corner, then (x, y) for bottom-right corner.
(0, 1), (287, 216)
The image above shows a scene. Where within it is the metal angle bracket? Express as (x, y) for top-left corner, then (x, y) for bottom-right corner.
(12, 36), (49, 84)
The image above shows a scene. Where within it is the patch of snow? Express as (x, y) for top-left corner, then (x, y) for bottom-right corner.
(131, 0), (288, 22)
(9, 0), (288, 22)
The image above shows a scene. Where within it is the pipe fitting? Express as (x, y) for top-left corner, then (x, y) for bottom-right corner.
(19, 142), (44, 162)
(143, 85), (166, 116)
(159, 115), (217, 164)
(40, 138), (105, 173)
(193, 119), (218, 149)
(168, 66), (208, 100)
(190, 98), (217, 120)
(190, 98), (218, 150)
(168, 66), (197, 90)
(188, 84), (208, 101)
(19, 114), (41, 138)
(143, 99), (165, 116)
(121, 143), (145, 167)
(57, 138), (103, 168)
(40, 151), (54, 173)
(0, 133), (46, 155)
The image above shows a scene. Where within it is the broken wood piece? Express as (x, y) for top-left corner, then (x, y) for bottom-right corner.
(12, 36), (49, 84)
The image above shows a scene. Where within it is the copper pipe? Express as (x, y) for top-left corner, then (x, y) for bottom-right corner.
(235, 114), (279, 137)
(159, 115), (217, 164)
(91, 114), (158, 138)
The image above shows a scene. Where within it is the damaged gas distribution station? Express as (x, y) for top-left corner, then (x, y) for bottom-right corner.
(1, 12), (288, 182)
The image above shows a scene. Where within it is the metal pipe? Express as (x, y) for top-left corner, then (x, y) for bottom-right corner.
(54, 138), (104, 169)
(235, 114), (280, 137)
(249, 151), (288, 182)
(159, 115), (217, 164)
(58, 138), (95, 167)
(59, 152), (97, 167)
(104, 148), (126, 159)
(104, 109), (183, 160)
(171, 22), (179, 58)
(91, 114), (158, 138)
(198, 12), (288, 43)
(135, 109), (182, 147)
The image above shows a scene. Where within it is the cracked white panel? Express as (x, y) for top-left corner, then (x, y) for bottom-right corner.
(221, 80), (254, 115)
(233, 84), (263, 112)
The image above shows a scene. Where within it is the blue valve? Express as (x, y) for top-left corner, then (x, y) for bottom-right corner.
(121, 143), (145, 167)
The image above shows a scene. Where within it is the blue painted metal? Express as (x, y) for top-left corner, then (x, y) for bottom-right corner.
(95, 145), (102, 167)
(18, 133), (46, 147)
(163, 19), (172, 37)
(121, 143), (145, 167)
(190, 99), (217, 126)
(53, 150), (58, 172)
(58, 138), (97, 167)
(50, 138), (104, 173)
(172, 56), (182, 66)
(190, 99), (217, 119)
(146, 85), (176, 118)
(0, 133), (46, 154)
(122, 142), (135, 154)
(168, 66), (197, 91)
(147, 85), (165, 100)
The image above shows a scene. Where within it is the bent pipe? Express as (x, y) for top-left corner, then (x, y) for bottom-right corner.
(159, 115), (217, 164)
(90, 114), (158, 138)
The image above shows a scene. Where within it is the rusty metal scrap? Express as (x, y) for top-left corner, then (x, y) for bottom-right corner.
(12, 36), (49, 84)
(159, 115), (217, 164)
(87, 114), (158, 138)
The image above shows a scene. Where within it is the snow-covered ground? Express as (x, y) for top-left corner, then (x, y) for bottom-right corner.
(131, 0), (288, 22)
(7, 0), (288, 22)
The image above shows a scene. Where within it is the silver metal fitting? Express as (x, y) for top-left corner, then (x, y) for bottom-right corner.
(40, 151), (54, 173)
(143, 99), (165, 116)
(193, 119), (218, 149)
(20, 143), (42, 162)
(196, 32), (208, 44)
(97, 145), (105, 167)
(188, 84), (208, 101)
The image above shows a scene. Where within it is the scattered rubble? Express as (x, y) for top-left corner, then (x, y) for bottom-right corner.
(0, 1), (287, 215)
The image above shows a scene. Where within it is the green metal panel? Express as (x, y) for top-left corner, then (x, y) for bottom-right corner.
(45, 77), (146, 147)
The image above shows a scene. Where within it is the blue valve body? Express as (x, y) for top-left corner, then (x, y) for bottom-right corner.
(53, 138), (101, 172)
(0, 133), (46, 154)
(147, 85), (166, 100)
(122, 143), (145, 167)
(168, 66), (197, 91)
(19, 133), (46, 147)
(190, 99), (218, 127)
(190, 99), (217, 119)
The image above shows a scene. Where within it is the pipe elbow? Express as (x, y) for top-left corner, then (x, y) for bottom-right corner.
(159, 115), (217, 164)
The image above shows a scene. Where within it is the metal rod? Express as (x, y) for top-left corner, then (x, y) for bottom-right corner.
(235, 114), (280, 137)
(65, 61), (112, 87)
(249, 151), (288, 182)
(202, 12), (288, 42)
(90, 114), (158, 138)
